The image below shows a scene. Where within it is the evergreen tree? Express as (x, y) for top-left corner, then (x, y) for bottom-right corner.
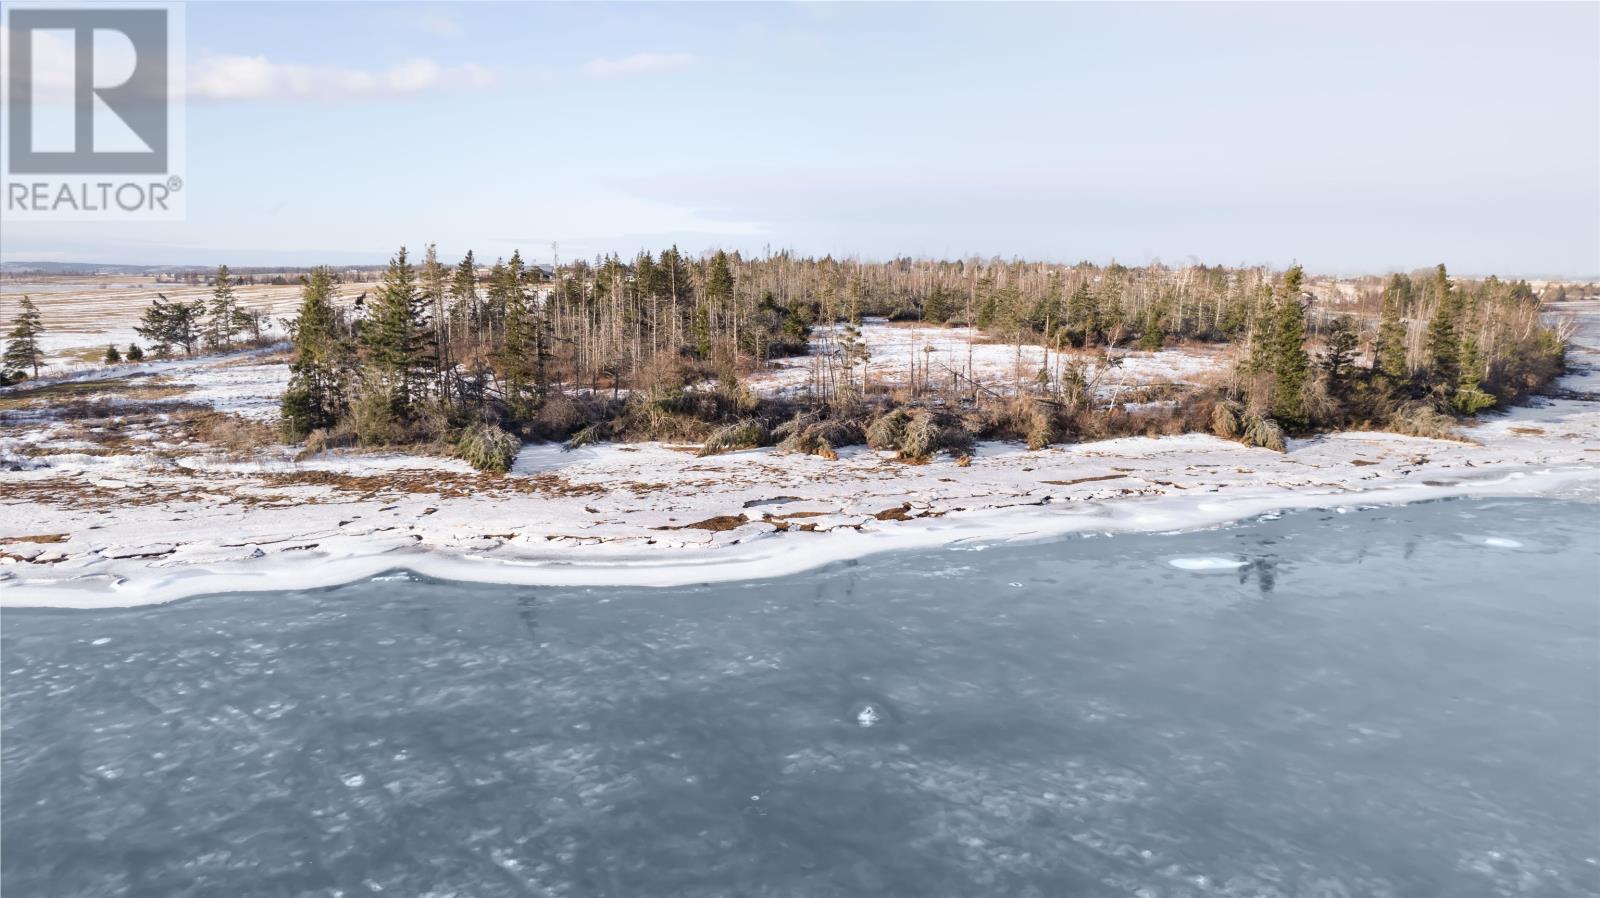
(1319, 316), (1360, 400)
(281, 267), (346, 439)
(135, 295), (201, 356)
(104, 343), (122, 364)
(3, 295), (46, 379)
(1269, 265), (1310, 428)
(1425, 264), (1460, 393)
(494, 250), (538, 415)
(922, 286), (953, 324)
(206, 264), (245, 350)
(703, 250), (736, 358)
(448, 250), (478, 344)
(360, 247), (435, 416)
(126, 343), (144, 361)
(1374, 274), (1410, 381)
(1452, 334), (1496, 414)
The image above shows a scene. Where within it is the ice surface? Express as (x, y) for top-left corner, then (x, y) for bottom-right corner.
(1168, 556), (1249, 571)
(3, 500), (1595, 897)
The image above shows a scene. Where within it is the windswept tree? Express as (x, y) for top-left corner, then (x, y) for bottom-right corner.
(135, 294), (201, 357)
(3, 295), (45, 380)
(281, 267), (347, 439)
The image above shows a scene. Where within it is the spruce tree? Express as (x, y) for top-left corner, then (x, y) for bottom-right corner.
(104, 344), (122, 364)
(1374, 274), (1410, 381)
(1319, 316), (1359, 400)
(136, 295), (201, 356)
(206, 264), (243, 350)
(1269, 265), (1310, 428)
(281, 267), (345, 439)
(3, 295), (45, 379)
(494, 250), (538, 415)
(1425, 264), (1460, 394)
(360, 247), (434, 416)
(126, 343), (144, 361)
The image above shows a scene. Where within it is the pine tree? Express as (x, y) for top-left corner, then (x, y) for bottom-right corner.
(1374, 274), (1410, 381)
(206, 264), (244, 350)
(281, 267), (346, 439)
(448, 250), (478, 347)
(136, 295), (201, 356)
(1425, 264), (1460, 394)
(1452, 333), (1496, 414)
(703, 250), (735, 359)
(126, 343), (144, 361)
(1269, 265), (1310, 428)
(3, 295), (46, 379)
(104, 343), (122, 364)
(360, 247), (435, 417)
(494, 250), (538, 415)
(1319, 316), (1359, 400)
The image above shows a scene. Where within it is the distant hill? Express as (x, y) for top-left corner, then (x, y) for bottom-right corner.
(0, 261), (198, 276)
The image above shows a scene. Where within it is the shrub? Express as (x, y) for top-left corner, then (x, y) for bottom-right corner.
(457, 422), (521, 473)
(531, 394), (586, 439)
(1241, 413), (1286, 452)
(565, 422), (604, 450)
(352, 389), (402, 446)
(698, 419), (771, 456)
(1450, 384), (1497, 416)
(896, 409), (973, 461)
(774, 410), (863, 457)
(1384, 401), (1463, 441)
(1025, 407), (1055, 451)
(865, 407), (910, 450)
(1211, 400), (1242, 440)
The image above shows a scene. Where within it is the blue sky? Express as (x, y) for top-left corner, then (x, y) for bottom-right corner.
(6, 1), (1598, 275)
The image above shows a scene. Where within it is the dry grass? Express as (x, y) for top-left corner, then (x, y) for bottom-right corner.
(0, 377), (190, 411)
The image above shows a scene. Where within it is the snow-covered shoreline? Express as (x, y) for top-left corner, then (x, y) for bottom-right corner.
(4, 427), (1597, 609)
(5, 303), (1598, 610)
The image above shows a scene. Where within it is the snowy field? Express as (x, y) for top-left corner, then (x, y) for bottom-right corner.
(2, 294), (1598, 608)
(1, 279), (310, 369)
(745, 319), (1226, 401)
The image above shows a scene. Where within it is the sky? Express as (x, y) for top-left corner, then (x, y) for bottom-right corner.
(3, 1), (1598, 276)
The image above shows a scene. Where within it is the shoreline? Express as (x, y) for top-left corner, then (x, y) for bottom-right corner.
(6, 303), (1596, 611)
(4, 453), (1595, 610)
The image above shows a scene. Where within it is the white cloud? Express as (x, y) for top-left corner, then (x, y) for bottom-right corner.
(187, 55), (495, 102)
(580, 52), (699, 78)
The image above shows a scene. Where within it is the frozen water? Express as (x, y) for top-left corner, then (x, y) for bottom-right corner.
(1164, 557), (1248, 569)
(3, 499), (1597, 898)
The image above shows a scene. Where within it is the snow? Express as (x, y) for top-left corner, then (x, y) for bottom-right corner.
(3, 300), (1598, 609)
(746, 319), (1225, 400)
(1168, 557), (1249, 571)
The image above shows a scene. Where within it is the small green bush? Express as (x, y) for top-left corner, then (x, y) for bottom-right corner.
(457, 422), (521, 473)
(698, 419), (771, 456)
(565, 422), (604, 450)
(1241, 413), (1286, 452)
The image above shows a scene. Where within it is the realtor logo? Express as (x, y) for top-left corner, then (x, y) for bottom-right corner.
(3, 2), (185, 219)
(8, 8), (168, 173)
